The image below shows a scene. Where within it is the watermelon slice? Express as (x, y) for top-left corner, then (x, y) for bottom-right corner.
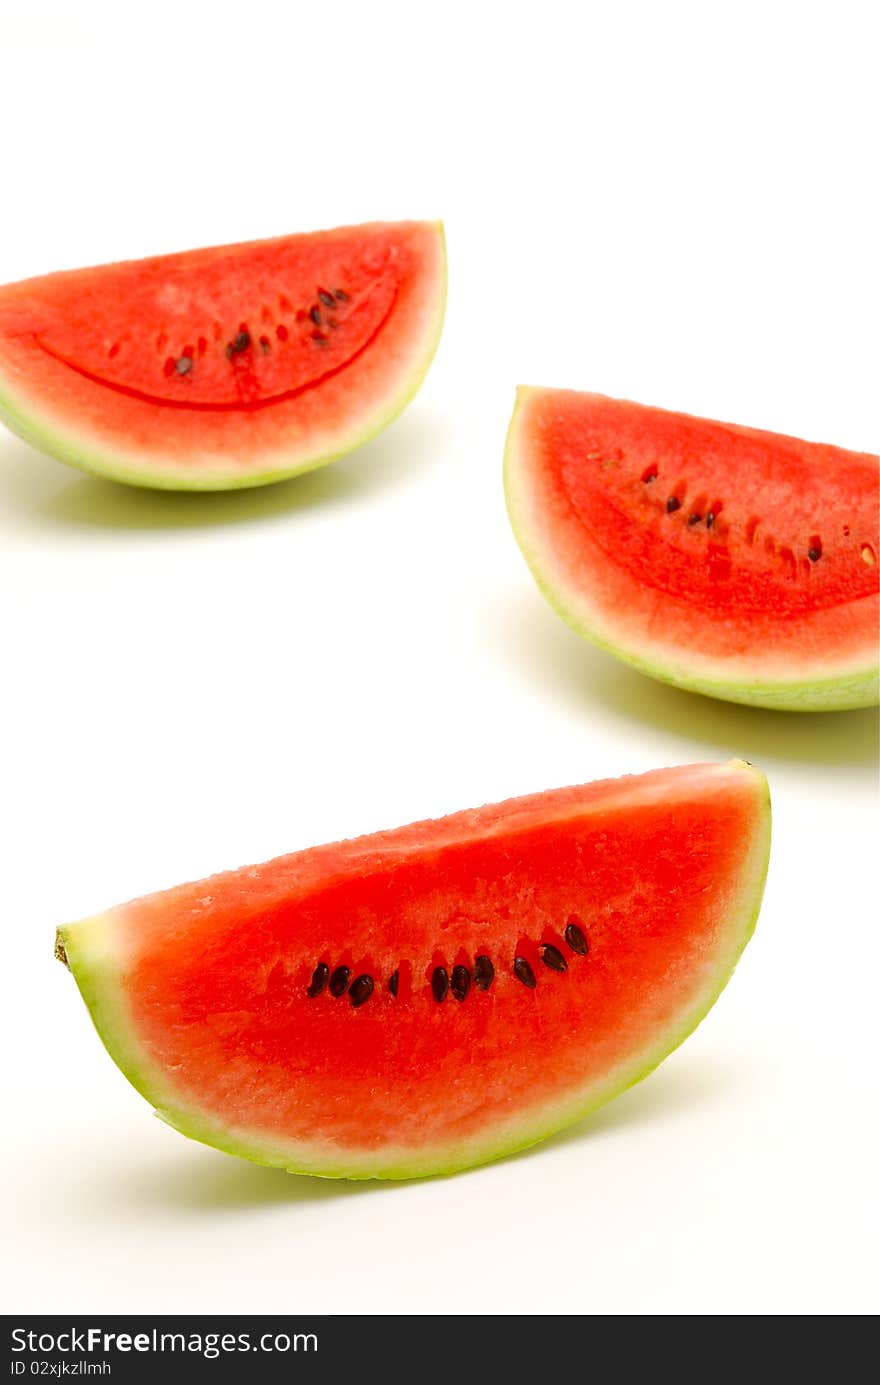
(0, 222), (446, 489)
(57, 762), (769, 1180)
(505, 389), (879, 711)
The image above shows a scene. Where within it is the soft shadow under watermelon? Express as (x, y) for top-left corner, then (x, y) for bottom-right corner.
(83, 1054), (743, 1212)
(501, 590), (878, 769)
(0, 408), (448, 534)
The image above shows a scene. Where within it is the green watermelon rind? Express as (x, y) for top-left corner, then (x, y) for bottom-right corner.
(0, 225), (447, 492)
(56, 761), (771, 1181)
(504, 387), (879, 713)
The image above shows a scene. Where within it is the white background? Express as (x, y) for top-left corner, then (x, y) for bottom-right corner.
(1, 0), (877, 1317)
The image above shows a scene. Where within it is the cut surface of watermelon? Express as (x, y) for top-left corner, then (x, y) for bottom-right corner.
(505, 388), (879, 710)
(0, 221), (446, 489)
(57, 762), (770, 1179)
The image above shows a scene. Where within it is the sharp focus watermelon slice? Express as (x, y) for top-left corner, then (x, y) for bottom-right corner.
(0, 222), (446, 489)
(57, 762), (769, 1180)
(505, 389), (879, 711)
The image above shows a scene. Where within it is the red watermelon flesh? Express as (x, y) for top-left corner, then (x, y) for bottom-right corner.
(0, 221), (445, 489)
(57, 762), (769, 1179)
(505, 389), (879, 710)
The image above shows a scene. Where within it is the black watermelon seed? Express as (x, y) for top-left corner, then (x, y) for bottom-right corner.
(666, 496), (681, 513)
(175, 356), (193, 376)
(513, 956), (537, 989)
(334, 288), (349, 301)
(540, 943), (567, 973)
(808, 547), (821, 563)
(349, 974), (374, 1008)
(306, 962), (329, 998)
(388, 970), (399, 997)
(431, 966), (449, 1003)
(226, 330), (250, 357)
(564, 921), (588, 955)
(688, 513), (702, 526)
(309, 305), (322, 325)
(318, 290), (335, 307)
(451, 965), (471, 1001)
(329, 965), (351, 997)
(473, 955), (494, 990)
(311, 331), (327, 344)
(706, 511), (716, 529)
